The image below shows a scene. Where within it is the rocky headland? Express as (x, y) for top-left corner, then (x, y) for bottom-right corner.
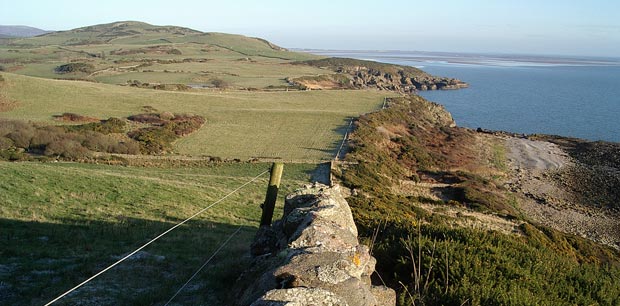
(291, 57), (468, 93)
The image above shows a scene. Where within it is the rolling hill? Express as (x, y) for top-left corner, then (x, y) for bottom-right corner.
(0, 25), (49, 37)
(7, 21), (301, 58)
(1, 20), (619, 306)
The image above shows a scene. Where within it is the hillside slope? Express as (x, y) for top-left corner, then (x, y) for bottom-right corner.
(0, 25), (49, 37)
(7, 21), (301, 58)
(338, 95), (620, 305)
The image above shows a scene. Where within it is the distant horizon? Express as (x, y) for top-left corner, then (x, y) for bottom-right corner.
(292, 48), (620, 61)
(1, 21), (617, 61)
(2, 0), (619, 57)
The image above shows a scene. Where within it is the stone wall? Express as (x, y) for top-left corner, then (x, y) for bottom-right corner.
(237, 184), (395, 306)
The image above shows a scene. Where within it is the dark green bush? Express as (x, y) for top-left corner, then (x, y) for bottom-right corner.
(211, 78), (229, 89)
(127, 113), (167, 125)
(127, 113), (205, 153)
(0, 136), (14, 150)
(54, 63), (95, 74)
(128, 126), (176, 154)
(67, 117), (126, 134)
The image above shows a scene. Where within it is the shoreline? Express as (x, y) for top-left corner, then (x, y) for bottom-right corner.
(504, 136), (620, 250)
(299, 49), (620, 67)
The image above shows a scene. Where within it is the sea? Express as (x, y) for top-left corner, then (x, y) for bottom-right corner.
(303, 50), (620, 142)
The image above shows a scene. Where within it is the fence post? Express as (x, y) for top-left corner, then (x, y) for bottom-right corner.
(260, 162), (284, 227)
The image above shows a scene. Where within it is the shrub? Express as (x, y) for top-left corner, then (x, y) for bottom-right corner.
(127, 113), (166, 125)
(0, 136), (14, 150)
(211, 78), (229, 89)
(29, 128), (65, 152)
(127, 113), (204, 153)
(170, 114), (205, 136)
(80, 131), (140, 154)
(0, 148), (27, 161)
(110, 141), (141, 155)
(54, 63), (95, 74)
(6, 128), (35, 148)
(0, 120), (31, 137)
(67, 117), (126, 134)
(44, 139), (91, 159)
(128, 126), (176, 154)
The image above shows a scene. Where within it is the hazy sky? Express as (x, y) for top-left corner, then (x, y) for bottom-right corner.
(1, 0), (619, 57)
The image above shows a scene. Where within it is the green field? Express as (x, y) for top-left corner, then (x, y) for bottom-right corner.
(0, 73), (387, 160)
(0, 161), (316, 305)
(0, 21), (324, 89)
(0, 20), (395, 305)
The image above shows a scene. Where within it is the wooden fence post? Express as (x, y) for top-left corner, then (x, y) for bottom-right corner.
(260, 162), (284, 227)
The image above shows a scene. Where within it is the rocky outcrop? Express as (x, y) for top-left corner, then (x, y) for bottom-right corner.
(345, 67), (468, 93)
(294, 57), (468, 93)
(238, 184), (395, 306)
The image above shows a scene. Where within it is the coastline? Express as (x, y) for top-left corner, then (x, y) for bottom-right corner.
(303, 49), (620, 143)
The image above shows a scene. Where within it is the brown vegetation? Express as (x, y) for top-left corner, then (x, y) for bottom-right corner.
(53, 112), (100, 122)
(127, 112), (205, 154)
(0, 112), (204, 160)
(336, 95), (620, 305)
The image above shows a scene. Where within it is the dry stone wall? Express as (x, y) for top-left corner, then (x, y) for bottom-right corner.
(238, 184), (395, 306)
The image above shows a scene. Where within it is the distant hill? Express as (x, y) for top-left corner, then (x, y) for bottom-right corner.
(0, 25), (50, 37)
(12, 21), (284, 51)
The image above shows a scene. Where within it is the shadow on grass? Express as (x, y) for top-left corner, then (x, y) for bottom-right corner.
(0, 217), (258, 305)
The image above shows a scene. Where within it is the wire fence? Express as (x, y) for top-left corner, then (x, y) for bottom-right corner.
(44, 97), (392, 305)
(45, 169), (269, 306)
(163, 226), (243, 306)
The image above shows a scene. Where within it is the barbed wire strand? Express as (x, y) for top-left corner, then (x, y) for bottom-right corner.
(44, 169), (269, 306)
(163, 226), (243, 306)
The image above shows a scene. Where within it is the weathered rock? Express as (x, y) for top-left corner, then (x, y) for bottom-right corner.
(290, 61), (468, 94)
(240, 184), (395, 306)
(370, 286), (397, 306)
(250, 288), (348, 306)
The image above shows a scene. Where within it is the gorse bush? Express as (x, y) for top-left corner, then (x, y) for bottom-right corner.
(127, 112), (205, 153)
(66, 117), (126, 134)
(0, 112), (204, 159)
(54, 62), (96, 74)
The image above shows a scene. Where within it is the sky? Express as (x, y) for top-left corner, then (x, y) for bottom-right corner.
(1, 0), (619, 57)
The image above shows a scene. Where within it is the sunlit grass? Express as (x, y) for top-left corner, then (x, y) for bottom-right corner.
(0, 161), (315, 305)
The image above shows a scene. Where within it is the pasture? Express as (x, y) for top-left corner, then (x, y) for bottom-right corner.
(0, 21), (392, 304)
(0, 73), (387, 160)
(0, 161), (315, 305)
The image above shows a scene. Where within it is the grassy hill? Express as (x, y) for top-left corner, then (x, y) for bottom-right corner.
(2, 20), (619, 305)
(0, 25), (49, 38)
(0, 21), (395, 305)
(0, 21), (323, 89)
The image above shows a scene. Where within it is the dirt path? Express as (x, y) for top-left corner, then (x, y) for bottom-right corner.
(505, 137), (620, 250)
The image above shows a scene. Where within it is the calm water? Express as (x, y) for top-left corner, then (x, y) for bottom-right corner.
(307, 50), (620, 142)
